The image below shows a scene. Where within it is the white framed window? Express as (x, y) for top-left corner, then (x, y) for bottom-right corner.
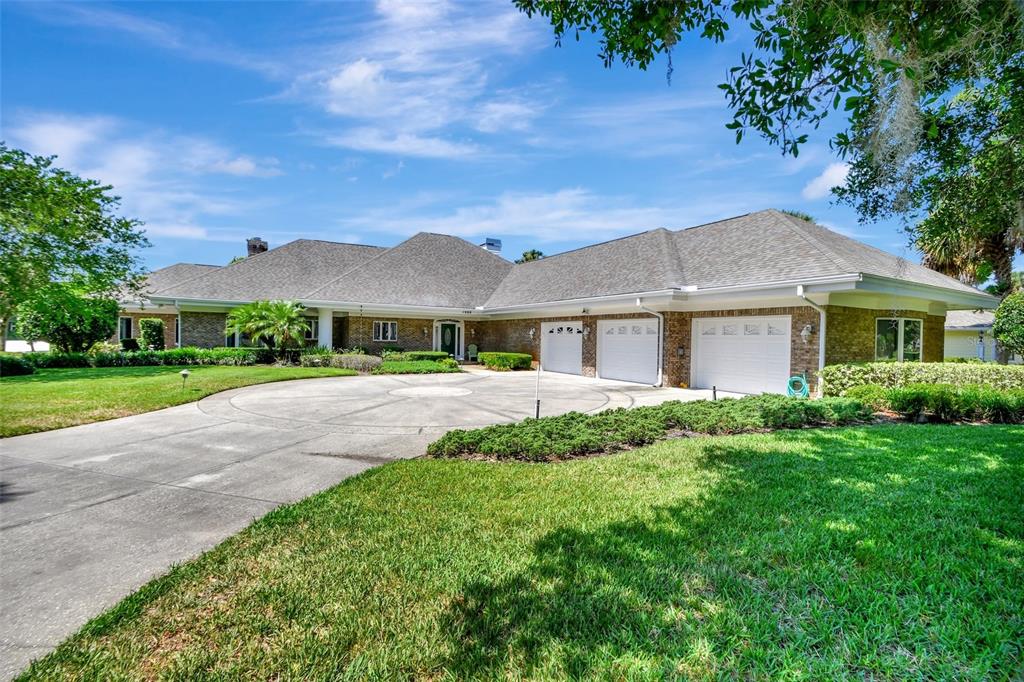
(875, 318), (923, 362)
(118, 317), (133, 340)
(373, 320), (398, 342)
(305, 318), (319, 340)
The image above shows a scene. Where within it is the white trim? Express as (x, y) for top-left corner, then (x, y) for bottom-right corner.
(432, 319), (464, 359)
(372, 320), (399, 343)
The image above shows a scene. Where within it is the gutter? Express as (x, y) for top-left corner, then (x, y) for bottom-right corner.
(797, 285), (826, 396)
(636, 297), (664, 387)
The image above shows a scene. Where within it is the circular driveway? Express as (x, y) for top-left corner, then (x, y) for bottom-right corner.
(197, 369), (646, 436)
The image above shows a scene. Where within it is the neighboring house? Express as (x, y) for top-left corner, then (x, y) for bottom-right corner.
(944, 310), (1022, 364)
(138, 210), (996, 393)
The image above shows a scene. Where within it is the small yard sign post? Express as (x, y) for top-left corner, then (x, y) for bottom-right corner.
(180, 368), (190, 389)
(534, 362), (541, 419)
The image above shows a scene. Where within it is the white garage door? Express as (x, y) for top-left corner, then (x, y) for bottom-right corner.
(541, 321), (583, 375)
(597, 319), (660, 384)
(692, 316), (791, 394)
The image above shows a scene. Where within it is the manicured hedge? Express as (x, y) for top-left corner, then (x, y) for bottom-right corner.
(22, 346), (275, 369)
(820, 362), (1024, 396)
(138, 318), (165, 351)
(427, 394), (872, 461)
(371, 359), (461, 375)
(477, 352), (532, 371)
(887, 383), (1024, 424)
(300, 353), (383, 372)
(406, 351), (451, 361)
(0, 354), (35, 376)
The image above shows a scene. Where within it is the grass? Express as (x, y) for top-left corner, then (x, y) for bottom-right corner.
(18, 425), (1023, 680)
(0, 365), (356, 437)
(372, 359), (462, 374)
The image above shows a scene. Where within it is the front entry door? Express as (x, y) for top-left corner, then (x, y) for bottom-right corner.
(440, 323), (457, 356)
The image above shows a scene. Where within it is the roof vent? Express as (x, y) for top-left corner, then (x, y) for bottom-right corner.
(479, 237), (502, 255)
(247, 237), (268, 257)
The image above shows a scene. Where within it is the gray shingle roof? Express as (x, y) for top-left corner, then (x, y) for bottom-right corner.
(308, 233), (512, 308)
(945, 310), (994, 329)
(146, 209), (991, 309)
(144, 263), (220, 295)
(154, 240), (385, 301)
(483, 228), (682, 307)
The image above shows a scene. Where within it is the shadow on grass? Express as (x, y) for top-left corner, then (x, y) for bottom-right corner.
(441, 426), (1024, 678)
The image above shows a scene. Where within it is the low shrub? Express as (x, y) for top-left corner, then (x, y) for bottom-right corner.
(406, 351), (450, 361)
(427, 395), (873, 461)
(0, 354), (35, 376)
(23, 351), (91, 368)
(300, 353), (383, 372)
(887, 383), (1024, 424)
(478, 351), (532, 371)
(845, 384), (890, 411)
(371, 359), (462, 375)
(300, 345), (334, 357)
(820, 361), (1024, 396)
(380, 346), (404, 357)
(120, 338), (140, 352)
(20, 346), (271, 369)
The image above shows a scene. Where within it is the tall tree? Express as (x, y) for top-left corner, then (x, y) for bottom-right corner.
(516, 1), (1023, 280)
(0, 144), (149, 348)
(14, 285), (119, 353)
(515, 249), (545, 263)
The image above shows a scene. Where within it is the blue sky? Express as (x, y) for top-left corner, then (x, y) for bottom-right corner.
(4, 0), (919, 271)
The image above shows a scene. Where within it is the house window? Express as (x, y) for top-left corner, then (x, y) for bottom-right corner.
(875, 318), (923, 362)
(118, 317), (133, 341)
(174, 317), (180, 346)
(373, 320), (398, 342)
(305, 319), (319, 340)
(225, 331), (238, 347)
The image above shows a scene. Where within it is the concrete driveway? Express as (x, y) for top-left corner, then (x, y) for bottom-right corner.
(0, 369), (716, 677)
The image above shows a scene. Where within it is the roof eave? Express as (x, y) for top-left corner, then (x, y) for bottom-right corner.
(856, 274), (998, 309)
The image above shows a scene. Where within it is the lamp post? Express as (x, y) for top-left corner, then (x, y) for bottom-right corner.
(180, 368), (191, 389)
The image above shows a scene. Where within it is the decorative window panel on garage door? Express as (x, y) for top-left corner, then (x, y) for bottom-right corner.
(692, 315), (791, 394)
(597, 318), (659, 385)
(540, 321), (583, 375)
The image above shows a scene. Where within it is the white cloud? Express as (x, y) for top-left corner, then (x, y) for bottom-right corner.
(802, 162), (850, 200)
(325, 128), (479, 159)
(296, 1), (542, 158)
(474, 100), (538, 133)
(14, 3), (281, 76)
(6, 112), (278, 241)
(341, 187), (785, 243)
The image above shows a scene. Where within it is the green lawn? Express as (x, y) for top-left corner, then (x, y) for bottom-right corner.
(19, 425), (1023, 680)
(0, 365), (356, 437)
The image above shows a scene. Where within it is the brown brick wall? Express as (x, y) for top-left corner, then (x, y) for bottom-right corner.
(825, 306), (944, 365)
(345, 317), (435, 354)
(180, 312), (228, 348)
(663, 306), (821, 389)
(472, 307), (823, 387)
(112, 312), (178, 348)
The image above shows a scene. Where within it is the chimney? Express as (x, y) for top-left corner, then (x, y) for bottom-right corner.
(246, 237), (268, 257)
(479, 237), (502, 255)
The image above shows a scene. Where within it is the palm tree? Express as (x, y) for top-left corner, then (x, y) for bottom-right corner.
(515, 249), (544, 263)
(225, 300), (309, 358)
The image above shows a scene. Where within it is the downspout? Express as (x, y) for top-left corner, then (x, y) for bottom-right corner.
(796, 285), (826, 396)
(636, 298), (664, 387)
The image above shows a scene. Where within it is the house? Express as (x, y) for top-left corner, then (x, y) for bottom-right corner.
(135, 210), (997, 393)
(944, 310), (1021, 363)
